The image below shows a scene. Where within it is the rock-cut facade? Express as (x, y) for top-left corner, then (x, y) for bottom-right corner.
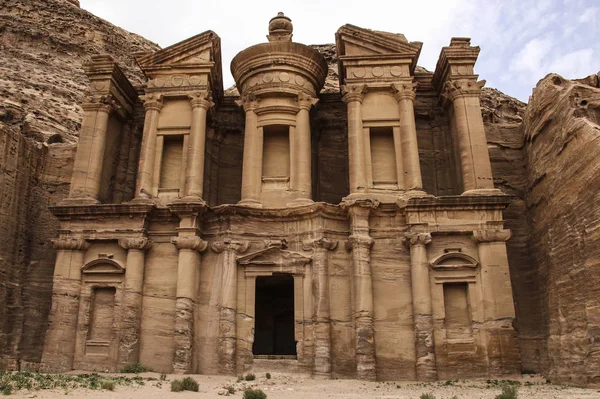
(40, 13), (521, 380)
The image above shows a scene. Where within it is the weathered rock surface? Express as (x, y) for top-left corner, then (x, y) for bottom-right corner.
(0, 0), (158, 369)
(522, 72), (600, 385)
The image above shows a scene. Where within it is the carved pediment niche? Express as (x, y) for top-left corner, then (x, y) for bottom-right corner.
(82, 258), (125, 275)
(429, 249), (478, 271)
(238, 246), (311, 268)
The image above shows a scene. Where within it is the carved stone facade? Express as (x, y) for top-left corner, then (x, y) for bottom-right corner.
(41, 14), (520, 380)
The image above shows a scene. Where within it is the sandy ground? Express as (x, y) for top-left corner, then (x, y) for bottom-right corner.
(7, 372), (600, 399)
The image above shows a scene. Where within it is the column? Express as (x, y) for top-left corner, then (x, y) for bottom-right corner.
(211, 238), (250, 375)
(69, 100), (113, 202)
(404, 232), (437, 381)
(444, 79), (496, 193)
(472, 229), (519, 375)
(292, 93), (317, 204)
(393, 82), (424, 192)
(117, 237), (152, 367)
(40, 238), (89, 372)
(342, 85), (367, 194)
(171, 235), (207, 374)
(303, 237), (338, 378)
(135, 93), (163, 200)
(237, 95), (262, 207)
(346, 201), (376, 380)
(184, 91), (213, 199)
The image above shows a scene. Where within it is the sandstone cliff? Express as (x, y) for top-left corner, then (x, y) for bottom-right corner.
(522, 72), (600, 385)
(0, 0), (158, 369)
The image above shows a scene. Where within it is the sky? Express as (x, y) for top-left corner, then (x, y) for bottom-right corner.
(79, 0), (598, 102)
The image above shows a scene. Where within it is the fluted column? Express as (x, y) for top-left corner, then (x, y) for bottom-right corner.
(41, 238), (89, 372)
(171, 235), (207, 374)
(291, 93), (317, 205)
(117, 237), (152, 367)
(237, 95), (262, 207)
(69, 99), (113, 202)
(211, 238), (250, 375)
(184, 91), (213, 199)
(444, 79), (495, 193)
(342, 85), (367, 194)
(135, 94), (163, 200)
(303, 237), (338, 378)
(393, 82), (424, 192)
(345, 200), (377, 380)
(404, 232), (437, 381)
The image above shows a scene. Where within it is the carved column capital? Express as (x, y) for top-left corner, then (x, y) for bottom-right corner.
(118, 237), (152, 252)
(341, 84), (367, 104)
(171, 236), (208, 252)
(235, 94), (259, 112)
(82, 93), (119, 114)
(403, 232), (432, 247)
(302, 237), (338, 252)
(392, 81), (418, 102)
(51, 237), (89, 251)
(297, 92), (318, 111)
(140, 93), (163, 111)
(345, 235), (374, 251)
(188, 91), (214, 110)
(211, 238), (250, 255)
(472, 229), (511, 243)
(442, 79), (486, 101)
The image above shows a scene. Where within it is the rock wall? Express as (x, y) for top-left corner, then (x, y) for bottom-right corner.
(0, 0), (158, 368)
(522, 73), (600, 385)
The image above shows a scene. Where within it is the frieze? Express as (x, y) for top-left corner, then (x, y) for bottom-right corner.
(242, 71), (317, 95)
(147, 74), (207, 89)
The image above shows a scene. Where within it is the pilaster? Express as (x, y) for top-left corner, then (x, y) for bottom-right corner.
(40, 238), (89, 372)
(290, 93), (318, 206)
(135, 94), (163, 200)
(403, 232), (437, 381)
(342, 84), (368, 194)
(302, 237), (338, 378)
(117, 237), (152, 367)
(211, 238), (250, 375)
(237, 95), (263, 207)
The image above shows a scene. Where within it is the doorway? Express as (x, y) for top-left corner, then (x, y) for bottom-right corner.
(253, 274), (297, 357)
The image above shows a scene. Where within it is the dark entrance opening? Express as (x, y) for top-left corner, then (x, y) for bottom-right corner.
(253, 274), (296, 357)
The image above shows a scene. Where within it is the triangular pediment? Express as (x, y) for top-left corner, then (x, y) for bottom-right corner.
(336, 24), (422, 59)
(237, 246), (312, 267)
(136, 30), (221, 69)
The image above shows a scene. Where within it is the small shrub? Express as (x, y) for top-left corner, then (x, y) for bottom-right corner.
(265, 372), (271, 380)
(243, 389), (267, 399)
(120, 363), (147, 374)
(171, 379), (184, 392)
(170, 377), (199, 392)
(224, 385), (236, 394)
(237, 375), (243, 382)
(244, 373), (256, 381)
(100, 379), (115, 391)
(420, 394), (436, 399)
(495, 384), (518, 399)
(160, 373), (167, 381)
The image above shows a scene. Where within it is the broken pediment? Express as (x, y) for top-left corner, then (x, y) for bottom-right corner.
(237, 246), (312, 268)
(336, 24), (422, 61)
(135, 30), (223, 100)
(136, 30), (221, 69)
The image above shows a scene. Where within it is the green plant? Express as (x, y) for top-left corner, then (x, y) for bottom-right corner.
(265, 372), (271, 379)
(120, 363), (148, 374)
(420, 394), (436, 399)
(244, 373), (256, 381)
(243, 389), (267, 399)
(495, 384), (518, 399)
(170, 377), (199, 392)
(100, 379), (115, 391)
(224, 385), (236, 394)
